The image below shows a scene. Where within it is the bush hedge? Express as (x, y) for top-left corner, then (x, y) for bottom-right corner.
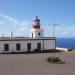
(46, 56), (65, 64)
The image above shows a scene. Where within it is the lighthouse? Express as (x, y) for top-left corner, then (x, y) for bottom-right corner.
(30, 16), (44, 38)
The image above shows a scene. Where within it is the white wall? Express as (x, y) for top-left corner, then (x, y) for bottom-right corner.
(0, 39), (55, 53)
(30, 28), (44, 38)
(44, 40), (56, 50)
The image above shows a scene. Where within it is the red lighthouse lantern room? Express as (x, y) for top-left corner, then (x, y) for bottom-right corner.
(33, 16), (40, 29)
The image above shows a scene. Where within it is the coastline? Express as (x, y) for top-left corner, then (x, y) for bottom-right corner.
(67, 50), (75, 54)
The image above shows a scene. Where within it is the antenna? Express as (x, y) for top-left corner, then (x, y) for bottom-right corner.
(49, 23), (59, 37)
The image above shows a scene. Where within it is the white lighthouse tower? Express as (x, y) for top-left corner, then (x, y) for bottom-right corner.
(30, 16), (44, 38)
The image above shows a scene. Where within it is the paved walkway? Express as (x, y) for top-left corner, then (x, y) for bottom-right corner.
(0, 52), (75, 75)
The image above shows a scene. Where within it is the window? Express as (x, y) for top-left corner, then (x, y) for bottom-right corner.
(16, 43), (21, 51)
(38, 32), (40, 36)
(27, 43), (31, 52)
(32, 33), (33, 38)
(4, 44), (9, 51)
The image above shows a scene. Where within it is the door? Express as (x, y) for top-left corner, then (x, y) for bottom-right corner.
(27, 43), (31, 52)
(37, 43), (41, 50)
(4, 44), (9, 51)
(16, 43), (21, 51)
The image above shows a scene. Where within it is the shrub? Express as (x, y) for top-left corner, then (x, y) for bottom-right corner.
(46, 56), (65, 64)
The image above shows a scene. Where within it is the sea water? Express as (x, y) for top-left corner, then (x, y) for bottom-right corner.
(56, 38), (75, 50)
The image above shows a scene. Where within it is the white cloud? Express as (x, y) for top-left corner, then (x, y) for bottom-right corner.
(13, 32), (21, 37)
(17, 26), (28, 31)
(55, 25), (75, 37)
(0, 13), (75, 37)
(0, 13), (18, 25)
(20, 20), (32, 26)
(62, 31), (69, 35)
(16, 20), (32, 33)
(0, 13), (32, 37)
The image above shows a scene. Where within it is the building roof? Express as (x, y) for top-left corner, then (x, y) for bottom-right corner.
(0, 37), (56, 41)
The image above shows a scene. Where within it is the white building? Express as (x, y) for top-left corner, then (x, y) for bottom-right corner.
(0, 16), (56, 53)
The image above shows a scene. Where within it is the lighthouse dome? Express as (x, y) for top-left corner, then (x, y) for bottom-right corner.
(34, 16), (40, 22)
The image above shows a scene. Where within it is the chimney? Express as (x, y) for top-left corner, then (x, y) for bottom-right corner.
(11, 32), (13, 37)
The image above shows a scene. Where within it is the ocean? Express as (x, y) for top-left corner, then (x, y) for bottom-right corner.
(56, 38), (75, 50)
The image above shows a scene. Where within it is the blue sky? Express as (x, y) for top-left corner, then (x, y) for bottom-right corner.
(0, 0), (75, 37)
